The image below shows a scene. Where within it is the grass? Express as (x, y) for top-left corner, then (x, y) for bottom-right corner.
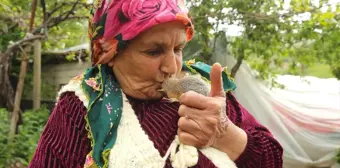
(244, 58), (335, 79)
(305, 63), (335, 78)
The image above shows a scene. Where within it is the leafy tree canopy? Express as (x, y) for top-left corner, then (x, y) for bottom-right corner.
(186, 0), (339, 80)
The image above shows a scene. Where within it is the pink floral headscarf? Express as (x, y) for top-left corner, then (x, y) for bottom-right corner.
(89, 0), (194, 65)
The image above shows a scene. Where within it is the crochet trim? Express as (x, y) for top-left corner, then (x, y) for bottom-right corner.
(108, 94), (166, 167)
(57, 73), (89, 107)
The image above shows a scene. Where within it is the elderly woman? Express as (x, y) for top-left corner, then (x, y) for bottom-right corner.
(29, 0), (283, 168)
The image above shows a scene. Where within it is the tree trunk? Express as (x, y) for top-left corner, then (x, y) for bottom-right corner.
(8, 52), (28, 142)
(8, 0), (38, 144)
(33, 40), (41, 110)
(0, 52), (15, 111)
(230, 53), (244, 78)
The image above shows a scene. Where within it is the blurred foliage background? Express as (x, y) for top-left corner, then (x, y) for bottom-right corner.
(0, 108), (49, 167)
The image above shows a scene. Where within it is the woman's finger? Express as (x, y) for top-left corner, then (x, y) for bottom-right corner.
(178, 116), (207, 138)
(179, 91), (210, 110)
(209, 63), (225, 97)
(178, 104), (220, 134)
(178, 129), (205, 148)
(178, 104), (202, 120)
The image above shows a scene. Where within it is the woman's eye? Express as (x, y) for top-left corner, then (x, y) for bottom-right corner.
(145, 48), (163, 56)
(174, 48), (183, 54)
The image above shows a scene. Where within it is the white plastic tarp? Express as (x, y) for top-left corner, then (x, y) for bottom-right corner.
(215, 55), (340, 168)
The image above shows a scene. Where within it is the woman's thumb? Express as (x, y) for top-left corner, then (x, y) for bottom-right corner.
(210, 63), (225, 97)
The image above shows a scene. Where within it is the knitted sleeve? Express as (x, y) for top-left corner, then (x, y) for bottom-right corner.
(28, 92), (91, 168)
(226, 93), (283, 168)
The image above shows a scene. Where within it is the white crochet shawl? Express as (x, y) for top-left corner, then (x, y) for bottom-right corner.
(57, 78), (237, 168)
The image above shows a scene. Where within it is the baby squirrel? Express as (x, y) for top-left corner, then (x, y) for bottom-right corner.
(160, 73), (210, 101)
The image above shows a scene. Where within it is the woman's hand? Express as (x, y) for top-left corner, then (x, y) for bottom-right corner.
(177, 63), (247, 160)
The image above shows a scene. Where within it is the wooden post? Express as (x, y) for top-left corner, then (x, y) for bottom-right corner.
(8, 0), (38, 143)
(33, 40), (41, 110)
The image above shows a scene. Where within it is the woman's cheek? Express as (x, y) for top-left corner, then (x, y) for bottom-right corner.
(176, 56), (183, 73)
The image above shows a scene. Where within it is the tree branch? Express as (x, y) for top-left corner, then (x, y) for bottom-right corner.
(42, 49), (87, 56)
(49, 3), (69, 16)
(40, 0), (47, 23)
(230, 53), (244, 78)
(33, 15), (88, 34)
(29, 0), (38, 32)
(50, 15), (89, 27)
(49, 2), (90, 16)
(5, 35), (45, 55)
(40, 0), (48, 37)
(64, 0), (80, 21)
(212, 3), (224, 54)
(32, 0), (90, 34)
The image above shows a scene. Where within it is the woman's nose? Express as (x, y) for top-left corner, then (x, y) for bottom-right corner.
(161, 51), (178, 76)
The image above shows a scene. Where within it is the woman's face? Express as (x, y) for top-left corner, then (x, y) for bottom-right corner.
(111, 21), (187, 100)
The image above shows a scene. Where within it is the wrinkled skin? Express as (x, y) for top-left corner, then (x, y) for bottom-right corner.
(110, 21), (186, 100)
(177, 63), (228, 147)
(108, 21), (247, 160)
